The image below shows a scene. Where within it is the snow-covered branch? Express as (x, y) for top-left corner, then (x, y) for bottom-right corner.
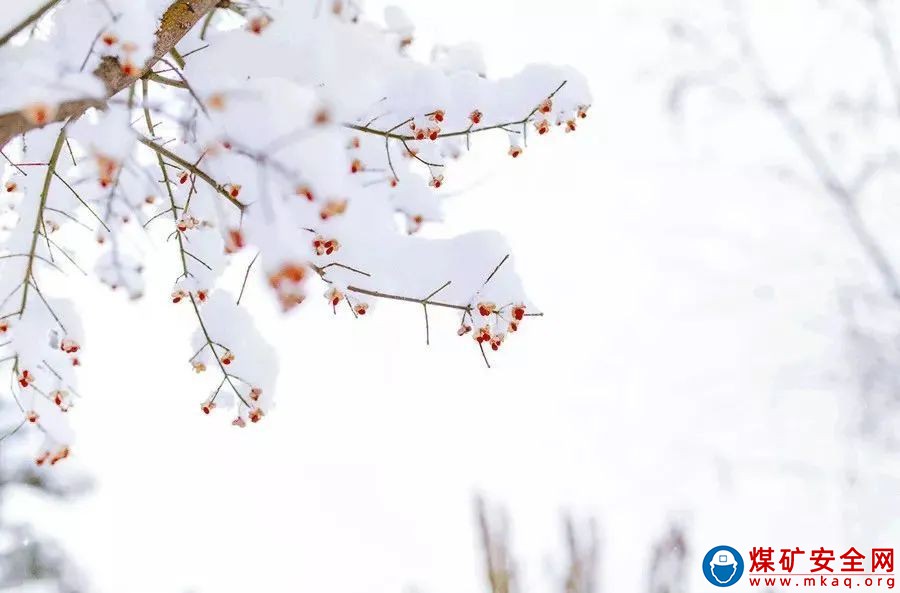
(0, 0), (590, 457)
(0, 0), (220, 147)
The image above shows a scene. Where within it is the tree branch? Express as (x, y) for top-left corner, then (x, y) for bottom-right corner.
(0, 0), (221, 148)
(137, 135), (246, 210)
(343, 81), (568, 142)
(17, 127), (67, 318)
(0, 0), (63, 48)
(866, 0), (900, 116)
(730, 1), (900, 302)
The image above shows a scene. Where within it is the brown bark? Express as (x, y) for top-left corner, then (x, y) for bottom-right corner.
(0, 0), (220, 148)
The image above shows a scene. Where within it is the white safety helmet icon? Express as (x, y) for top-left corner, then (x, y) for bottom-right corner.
(710, 550), (737, 567)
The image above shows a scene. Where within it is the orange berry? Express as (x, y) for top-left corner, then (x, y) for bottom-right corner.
(121, 60), (138, 77)
(314, 108), (331, 125)
(17, 370), (32, 388)
(22, 103), (56, 126)
(319, 199), (347, 220)
(225, 228), (245, 253)
(207, 93), (226, 111)
(224, 183), (242, 198)
(49, 446), (70, 465)
(477, 302), (496, 316)
(60, 338), (79, 353)
(248, 15), (271, 34)
(474, 326), (491, 344)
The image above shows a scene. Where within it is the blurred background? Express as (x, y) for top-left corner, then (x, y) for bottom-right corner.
(5, 0), (900, 591)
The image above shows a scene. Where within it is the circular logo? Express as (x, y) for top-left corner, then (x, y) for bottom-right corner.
(702, 546), (744, 587)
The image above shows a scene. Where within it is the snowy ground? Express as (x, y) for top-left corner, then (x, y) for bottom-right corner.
(7, 1), (900, 592)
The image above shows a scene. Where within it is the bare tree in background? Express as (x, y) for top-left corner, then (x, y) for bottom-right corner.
(474, 500), (693, 593)
(662, 0), (900, 446)
(474, 497), (600, 593)
(476, 497), (519, 593)
(646, 523), (687, 593)
(561, 514), (599, 593)
(0, 401), (89, 592)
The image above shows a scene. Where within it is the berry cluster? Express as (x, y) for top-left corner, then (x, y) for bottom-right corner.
(459, 301), (528, 353)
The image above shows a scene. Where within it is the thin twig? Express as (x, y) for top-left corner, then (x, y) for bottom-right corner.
(188, 294), (251, 408)
(51, 171), (111, 231)
(17, 127), (67, 318)
(730, 3), (900, 302)
(319, 262), (371, 277)
(0, 149), (26, 176)
(0, 0), (62, 47)
(483, 254), (509, 286)
(145, 71), (189, 89)
(344, 81), (567, 142)
(236, 252), (259, 305)
(138, 135), (245, 210)
(344, 284), (469, 311)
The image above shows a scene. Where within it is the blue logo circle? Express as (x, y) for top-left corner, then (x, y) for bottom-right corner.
(702, 546), (744, 587)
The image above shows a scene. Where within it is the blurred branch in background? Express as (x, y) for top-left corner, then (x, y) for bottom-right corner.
(666, 0), (900, 303)
(0, 399), (91, 592)
(727, 0), (900, 303)
(646, 523), (687, 593)
(475, 496), (606, 593)
(661, 0), (900, 446)
(476, 496), (519, 593)
(561, 514), (599, 593)
(474, 497), (690, 593)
